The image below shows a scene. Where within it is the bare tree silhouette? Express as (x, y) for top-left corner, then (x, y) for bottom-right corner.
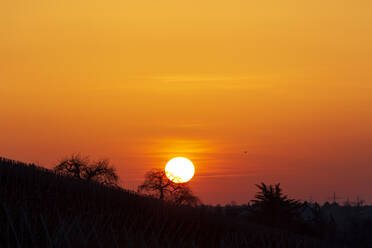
(138, 168), (200, 206)
(54, 154), (119, 186)
(169, 185), (200, 207)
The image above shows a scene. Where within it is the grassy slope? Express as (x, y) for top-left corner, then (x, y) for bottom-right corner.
(0, 157), (326, 248)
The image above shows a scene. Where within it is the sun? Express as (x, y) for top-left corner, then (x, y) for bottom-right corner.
(165, 157), (195, 183)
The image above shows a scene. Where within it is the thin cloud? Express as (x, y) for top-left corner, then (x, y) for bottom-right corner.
(198, 172), (256, 179)
(89, 74), (276, 92)
(130, 74), (276, 90)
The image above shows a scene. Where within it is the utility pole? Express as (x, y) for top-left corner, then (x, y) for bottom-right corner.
(329, 192), (343, 204)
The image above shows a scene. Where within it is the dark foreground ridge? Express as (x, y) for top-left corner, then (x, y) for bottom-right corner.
(0, 157), (344, 247)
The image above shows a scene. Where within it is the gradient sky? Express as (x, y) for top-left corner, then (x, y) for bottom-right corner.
(1, 0), (372, 204)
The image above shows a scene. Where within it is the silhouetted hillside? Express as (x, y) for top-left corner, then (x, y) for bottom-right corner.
(0, 157), (331, 247)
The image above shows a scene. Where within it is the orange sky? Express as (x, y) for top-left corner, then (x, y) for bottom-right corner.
(1, 0), (372, 204)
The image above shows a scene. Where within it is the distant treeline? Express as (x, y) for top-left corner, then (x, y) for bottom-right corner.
(0, 157), (371, 247)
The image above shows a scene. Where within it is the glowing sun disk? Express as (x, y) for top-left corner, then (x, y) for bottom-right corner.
(165, 157), (195, 183)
